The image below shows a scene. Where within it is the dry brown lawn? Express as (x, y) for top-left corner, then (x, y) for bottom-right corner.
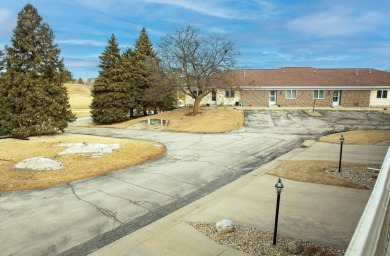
(76, 107), (245, 133)
(276, 130), (388, 188)
(65, 83), (244, 133)
(65, 83), (92, 117)
(0, 134), (165, 191)
(319, 130), (390, 145)
(267, 160), (380, 189)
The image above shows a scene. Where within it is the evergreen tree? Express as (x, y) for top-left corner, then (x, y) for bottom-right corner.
(0, 50), (4, 73)
(63, 70), (73, 83)
(132, 28), (157, 115)
(78, 77), (84, 84)
(90, 34), (131, 123)
(120, 47), (140, 118)
(0, 4), (75, 138)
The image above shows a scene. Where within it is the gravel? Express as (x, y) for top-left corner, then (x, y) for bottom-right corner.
(189, 222), (345, 256)
(189, 166), (382, 255)
(375, 139), (390, 146)
(325, 166), (380, 189)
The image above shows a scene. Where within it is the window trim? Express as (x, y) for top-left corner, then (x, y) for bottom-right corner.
(286, 90), (297, 99)
(192, 89), (201, 97)
(314, 90), (324, 99)
(225, 89), (235, 98)
(377, 90), (388, 99)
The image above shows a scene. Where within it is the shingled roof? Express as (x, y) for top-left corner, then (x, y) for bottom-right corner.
(232, 67), (390, 89)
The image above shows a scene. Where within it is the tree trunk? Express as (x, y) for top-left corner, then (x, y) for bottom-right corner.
(192, 97), (201, 115)
(129, 108), (134, 118)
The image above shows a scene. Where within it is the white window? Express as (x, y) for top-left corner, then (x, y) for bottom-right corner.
(192, 89), (201, 96)
(225, 89), (235, 98)
(314, 90), (324, 99)
(286, 90), (297, 99)
(377, 90), (388, 99)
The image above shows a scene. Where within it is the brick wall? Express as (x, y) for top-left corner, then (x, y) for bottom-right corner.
(259, 91), (268, 106)
(242, 90), (264, 106)
(278, 90), (311, 107)
(241, 89), (370, 107)
(341, 90), (370, 107)
(275, 90), (333, 107)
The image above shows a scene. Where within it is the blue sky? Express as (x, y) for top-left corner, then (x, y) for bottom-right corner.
(1, 0), (389, 78)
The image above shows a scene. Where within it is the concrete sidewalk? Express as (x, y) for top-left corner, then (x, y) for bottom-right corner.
(89, 141), (388, 256)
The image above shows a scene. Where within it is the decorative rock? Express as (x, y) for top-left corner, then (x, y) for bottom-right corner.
(14, 157), (64, 171)
(288, 241), (304, 254)
(216, 219), (234, 234)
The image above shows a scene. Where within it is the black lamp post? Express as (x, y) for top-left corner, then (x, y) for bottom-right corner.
(338, 134), (344, 173)
(273, 177), (284, 245)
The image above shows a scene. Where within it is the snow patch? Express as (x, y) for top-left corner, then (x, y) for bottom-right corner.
(56, 142), (120, 158)
(14, 143), (120, 171)
(14, 157), (64, 171)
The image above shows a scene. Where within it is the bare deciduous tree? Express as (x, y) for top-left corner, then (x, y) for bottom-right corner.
(141, 57), (176, 113)
(158, 26), (238, 115)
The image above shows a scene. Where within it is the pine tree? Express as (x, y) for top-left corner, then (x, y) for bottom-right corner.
(132, 28), (157, 115)
(120, 47), (140, 118)
(0, 50), (4, 73)
(90, 34), (131, 123)
(0, 4), (75, 138)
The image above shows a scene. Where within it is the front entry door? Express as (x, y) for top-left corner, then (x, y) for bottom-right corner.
(269, 90), (277, 106)
(333, 91), (340, 107)
(211, 90), (217, 105)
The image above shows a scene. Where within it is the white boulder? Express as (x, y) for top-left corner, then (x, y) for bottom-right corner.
(216, 219), (234, 234)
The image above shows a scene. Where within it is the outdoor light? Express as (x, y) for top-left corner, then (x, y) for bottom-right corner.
(273, 177), (284, 245)
(338, 134), (345, 173)
(275, 177), (284, 194)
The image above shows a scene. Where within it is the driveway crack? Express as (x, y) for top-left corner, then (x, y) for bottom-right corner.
(286, 112), (320, 134)
(67, 184), (123, 225)
(138, 171), (199, 187)
(97, 190), (152, 213)
(107, 176), (190, 204)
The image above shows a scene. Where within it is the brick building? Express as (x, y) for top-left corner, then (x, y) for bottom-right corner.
(185, 67), (390, 108)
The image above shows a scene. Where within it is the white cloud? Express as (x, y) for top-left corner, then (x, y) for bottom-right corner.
(372, 42), (390, 57)
(288, 8), (383, 37)
(64, 58), (98, 68)
(0, 9), (13, 23)
(142, 0), (235, 19)
(311, 55), (357, 62)
(56, 39), (106, 47)
(74, 0), (273, 20)
(0, 9), (15, 38)
(259, 50), (293, 61)
(74, 0), (113, 11)
(124, 23), (165, 37)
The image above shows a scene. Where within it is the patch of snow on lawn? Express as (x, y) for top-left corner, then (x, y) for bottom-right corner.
(14, 157), (64, 171)
(56, 143), (120, 158)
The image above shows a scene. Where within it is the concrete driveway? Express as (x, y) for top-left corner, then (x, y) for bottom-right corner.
(0, 110), (389, 256)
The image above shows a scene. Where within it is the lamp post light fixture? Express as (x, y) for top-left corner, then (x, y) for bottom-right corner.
(338, 134), (345, 173)
(273, 177), (284, 245)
